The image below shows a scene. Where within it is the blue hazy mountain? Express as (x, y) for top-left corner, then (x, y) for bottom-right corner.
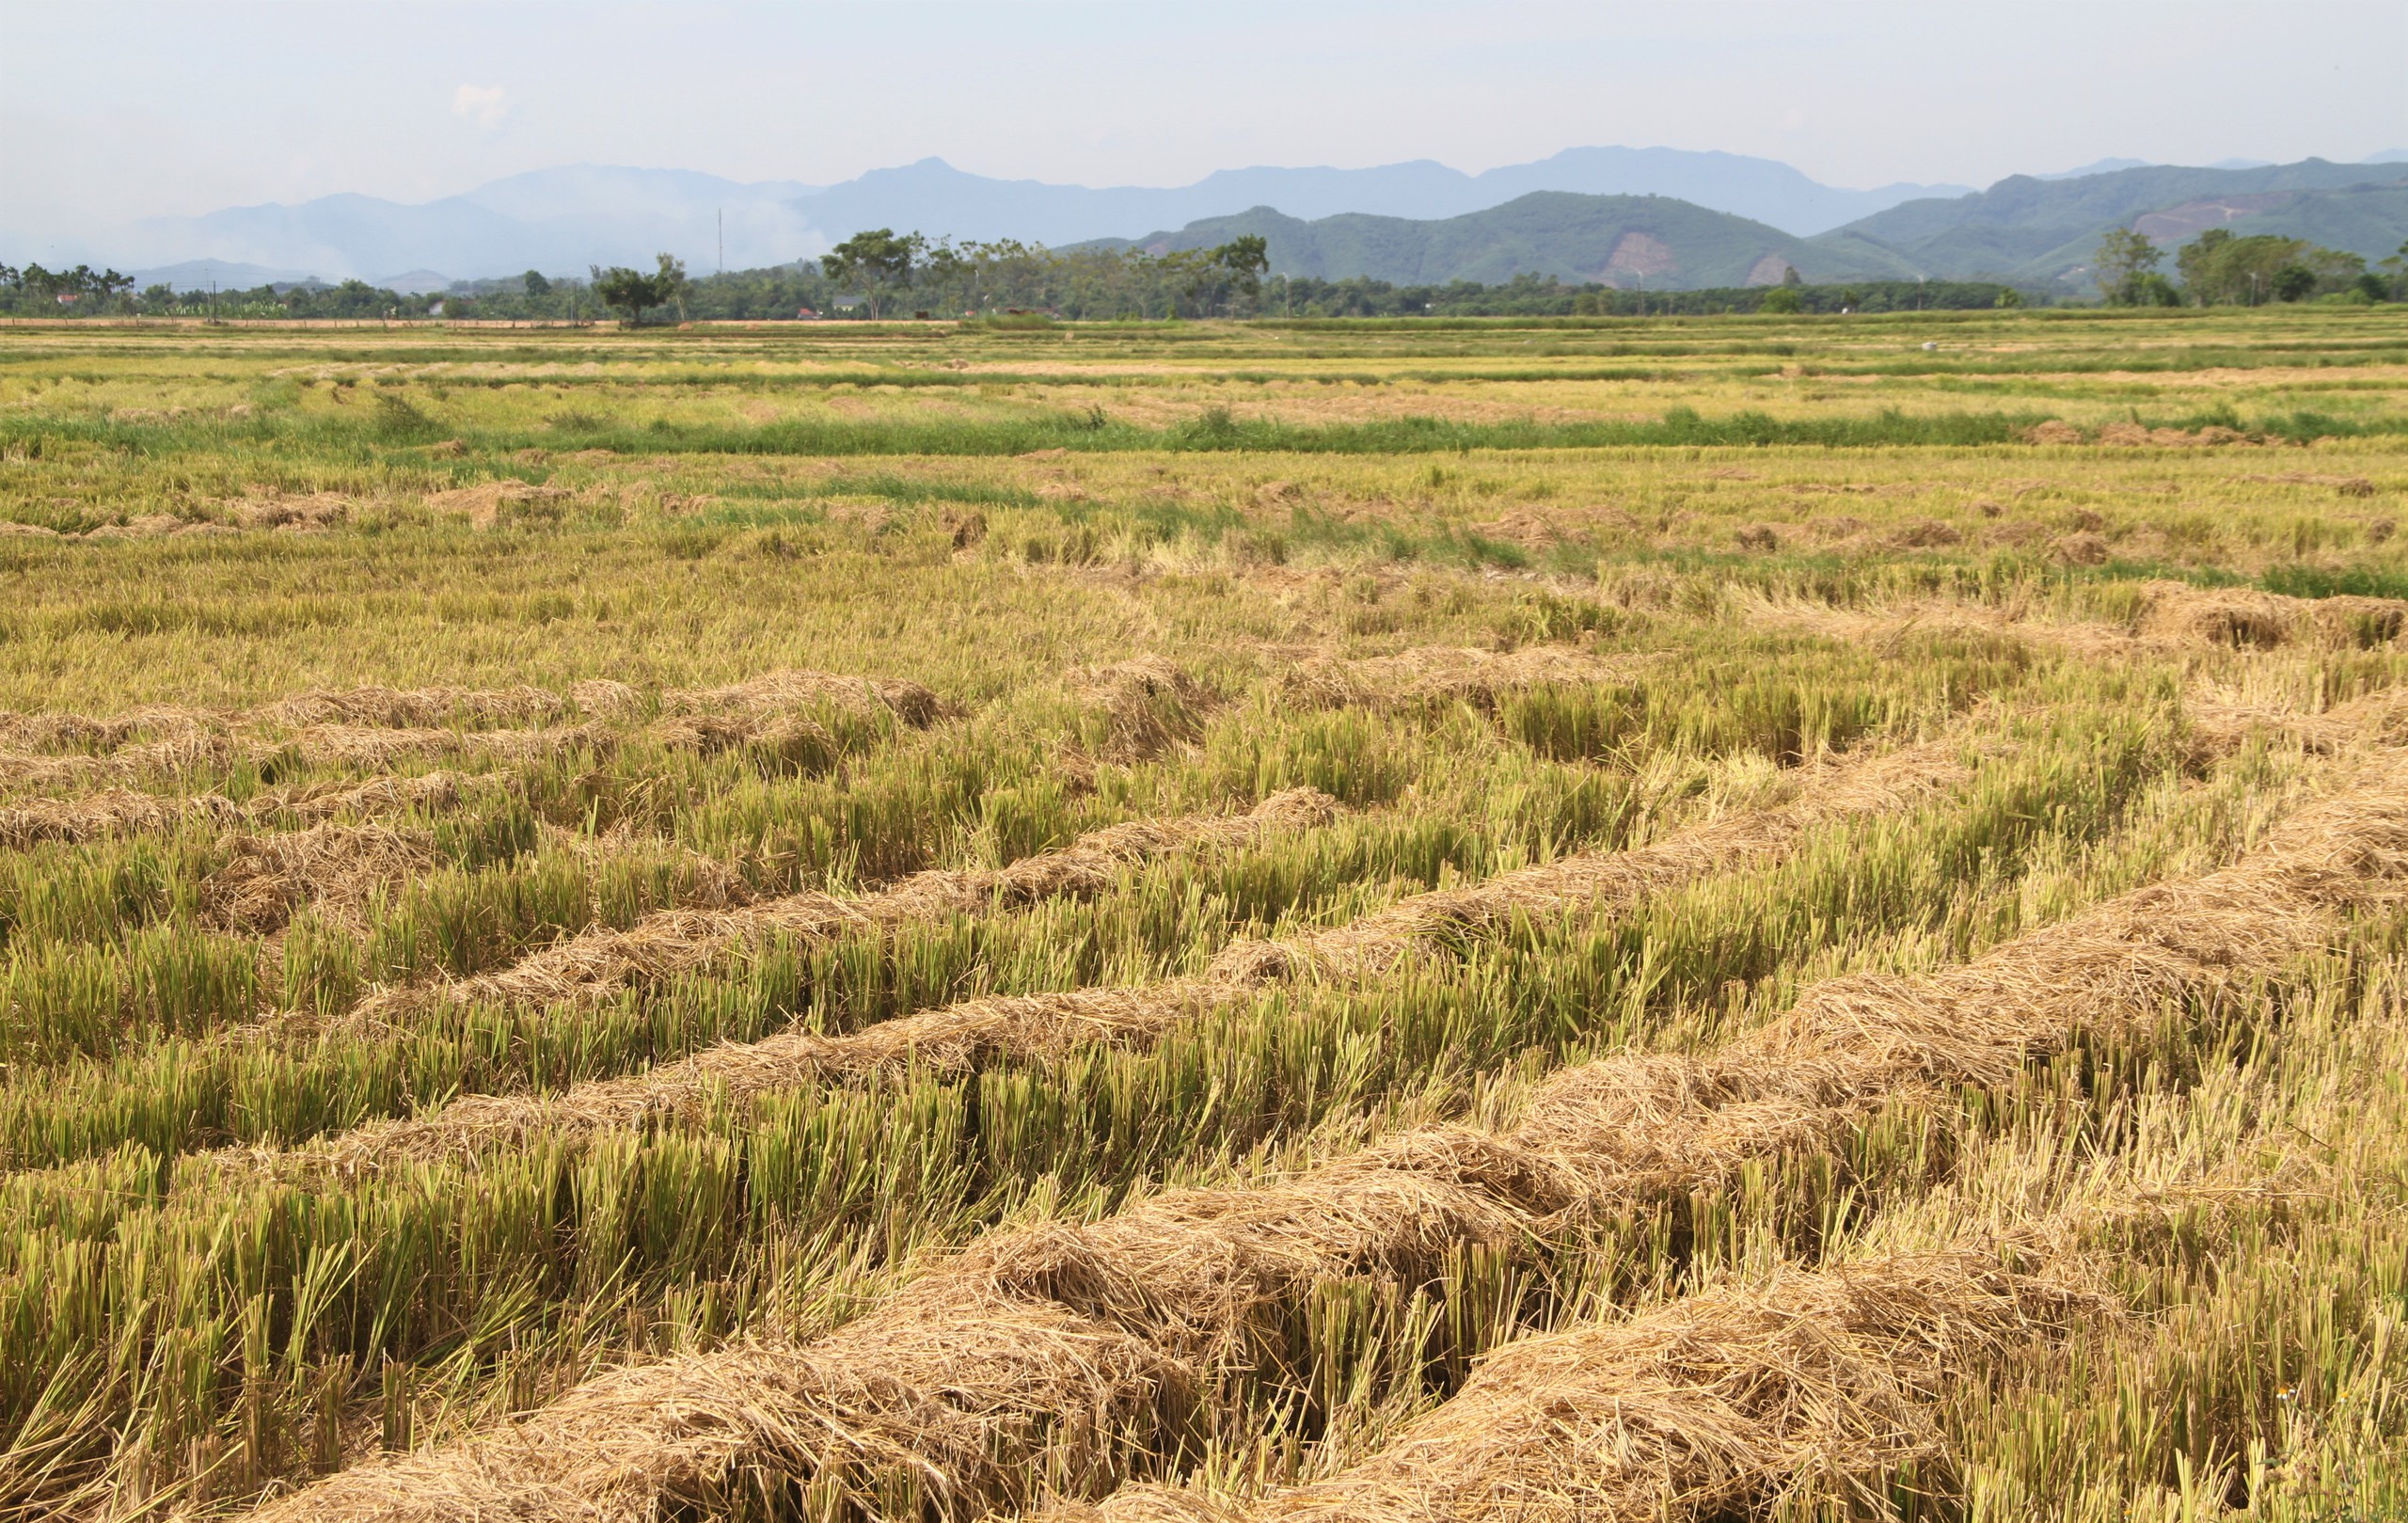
(79, 149), (1966, 283)
(69, 150), (2405, 289)
(777, 149), (1968, 250)
(96, 167), (820, 286)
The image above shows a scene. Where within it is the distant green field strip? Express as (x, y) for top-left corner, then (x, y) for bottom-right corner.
(0, 407), (2050, 458)
(19, 403), (2408, 464)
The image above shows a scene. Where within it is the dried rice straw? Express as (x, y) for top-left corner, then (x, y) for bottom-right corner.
(1277, 644), (1633, 712)
(1077, 1245), (2112, 1523)
(1745, 582), (2405, 659)
(1211, 735), (1969, 983)
(243, 751), (2408, 1522)
(198, 821), (443, 936)
(1075, 658), (1219, 764)
(341, 787), (1340, 1032)
(290, 738), (1957, 1177)
(0, 771), (470, 852)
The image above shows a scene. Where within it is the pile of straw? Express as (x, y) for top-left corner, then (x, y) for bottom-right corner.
(2135, 579), (2405, 652)
(198, 821), (440, 935)
(284, 721), (617, 769)
(2184, 687), (2408, 757)
(0, 678), (641, 757)
(1507, 745), (2408, 1199)
(1076, 658), (1218, 763)
(0, 723), (598, 788)
(651, 711), (839, 771)
(261, 770), (470, 823)
(249, 1284), (1185, 1523)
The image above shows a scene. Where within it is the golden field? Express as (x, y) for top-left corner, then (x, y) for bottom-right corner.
(0, 306), (2404, 1520)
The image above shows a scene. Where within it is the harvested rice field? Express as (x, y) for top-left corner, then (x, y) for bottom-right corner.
(2, 305), (2405, 1521)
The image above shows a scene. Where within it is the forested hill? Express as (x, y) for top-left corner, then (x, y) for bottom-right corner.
(1815, 159), (2408, 284)
(1083, 193), (1923, 290)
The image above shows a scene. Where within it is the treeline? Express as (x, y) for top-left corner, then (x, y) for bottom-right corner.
(0, 262), (135, 311)
(1270, 273), (2041, 316)
(0, 238), (1274, 323)
(0, 259), (2037, 323)
(2094, 230), (2406, 307)
(12, 225), (2406, 322)
(0, 269), (465, 321)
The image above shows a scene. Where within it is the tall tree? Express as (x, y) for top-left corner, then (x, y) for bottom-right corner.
(1215, 235), (1270, 315)
(2175, 229), (2232, 306)
(2094, 228), (2162, 306)
(821, 229), (923, 318)
(587, 253), (687, 326)
(657, 253), (690, 321)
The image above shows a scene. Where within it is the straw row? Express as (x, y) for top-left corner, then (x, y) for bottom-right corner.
(244, 748), (2408, 1522)
(0, 643), (1609, 778)
(338, 785), (1343, 1032)
(0, 722), (613, 790)
(197, 812), (757, 943)
(1071, 1244), (2111, 1523)
(0, 667), (945, 757)
(0, 709), (881, 792)
(1743, 582), (2407, 659)
(0, 685), (614, 752)
(261, 737), (1961, 1179)
(0, 667), (948, 803)
(1275, 644), (1636, 712)
(1211, 732), (1969, 983)
(0, 770), (474, 852)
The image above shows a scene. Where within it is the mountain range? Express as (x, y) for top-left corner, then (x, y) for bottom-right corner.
(1825, 158), (2408, 284)
(43, 149), (2407, 295)
(75, 146), (1964, 285)
(1088, 195), (1921, 289)
(1099, 158), (2407, 293)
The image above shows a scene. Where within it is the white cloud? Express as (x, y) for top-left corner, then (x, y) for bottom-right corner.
(452, 84), (510, 130)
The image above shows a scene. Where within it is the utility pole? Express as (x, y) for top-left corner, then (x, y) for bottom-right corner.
(718, 210), (724, 276)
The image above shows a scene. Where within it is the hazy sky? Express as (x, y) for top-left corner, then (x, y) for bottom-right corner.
(5, 0), (2403, 240)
